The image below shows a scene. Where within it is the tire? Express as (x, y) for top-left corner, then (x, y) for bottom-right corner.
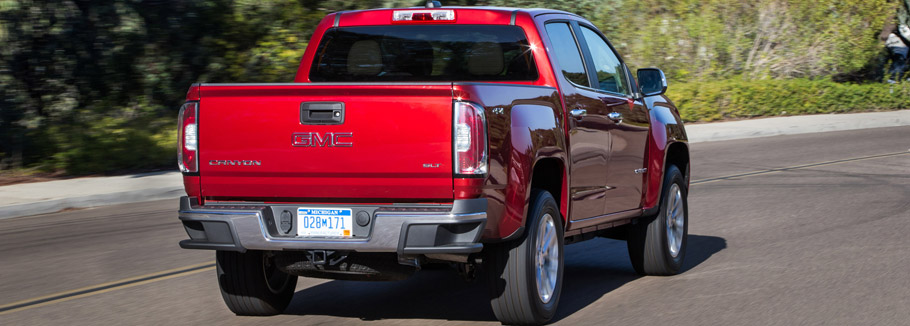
(486, 190), (564, 325)
(216, 250), (298, 316)
(627, 164), (688, 276)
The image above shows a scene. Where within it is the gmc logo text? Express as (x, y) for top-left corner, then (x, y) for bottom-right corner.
(292, 132), (353, 147)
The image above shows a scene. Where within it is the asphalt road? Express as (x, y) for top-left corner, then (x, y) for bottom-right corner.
(1, 126), (909, 325)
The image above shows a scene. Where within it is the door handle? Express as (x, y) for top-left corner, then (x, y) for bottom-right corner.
(607, 112), (623, 123)
(570, 109), (587, 118)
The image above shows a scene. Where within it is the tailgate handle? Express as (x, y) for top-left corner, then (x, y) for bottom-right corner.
(301, 102), (344, 125)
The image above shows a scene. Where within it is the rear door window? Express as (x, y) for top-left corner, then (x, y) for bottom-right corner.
(544, 23), (590, 87)
(309, 25), (538, 82)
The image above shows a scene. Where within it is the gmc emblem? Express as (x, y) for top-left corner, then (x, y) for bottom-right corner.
(292, 132), (353, 147)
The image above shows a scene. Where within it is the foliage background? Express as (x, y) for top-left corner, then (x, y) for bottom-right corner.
(0, 0), (906, 174)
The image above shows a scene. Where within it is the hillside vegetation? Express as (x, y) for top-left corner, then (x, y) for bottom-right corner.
(0, 0), (905, 174)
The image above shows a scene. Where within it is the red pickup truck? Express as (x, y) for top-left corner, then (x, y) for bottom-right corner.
(177, 4), (689, 324)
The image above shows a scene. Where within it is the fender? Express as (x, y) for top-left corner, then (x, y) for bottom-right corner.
(502, 104), (567, 240)
(453, 83), (566, 241)
(642, 95), (690, 215)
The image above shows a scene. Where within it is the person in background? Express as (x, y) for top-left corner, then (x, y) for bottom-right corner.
(882, 1), (910, 82)
(882, 23), (909, 82)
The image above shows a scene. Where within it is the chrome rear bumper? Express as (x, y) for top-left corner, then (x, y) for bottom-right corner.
(177, 197), (487, 255)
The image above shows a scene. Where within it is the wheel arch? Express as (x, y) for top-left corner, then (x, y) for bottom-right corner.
(641, 94), (690, 212)
(529, 157), (566, 224)
(665, 141), (690, 187)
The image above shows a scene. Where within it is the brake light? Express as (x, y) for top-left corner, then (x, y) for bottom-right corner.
(454, 101), (487, 176)
(177, 102), (198, 173)
(392, 10), (455, 22)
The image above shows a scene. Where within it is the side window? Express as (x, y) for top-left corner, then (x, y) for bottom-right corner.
(580, 26), (628, 95)
(544, 23), (589, 87)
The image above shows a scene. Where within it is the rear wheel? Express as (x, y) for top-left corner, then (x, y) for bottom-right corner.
(486, 190), (564, 325)
(628, 165), (688, 275)
(216, 250), (298, 316)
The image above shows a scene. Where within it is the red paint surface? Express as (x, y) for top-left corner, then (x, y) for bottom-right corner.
(643, 117), (668, 210)
(197, 84), (454, 202)
(185, 7), (687, 240)
(186, 84), (201, 101)
(183, 175), (201, 200)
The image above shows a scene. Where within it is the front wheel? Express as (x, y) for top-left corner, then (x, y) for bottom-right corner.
(628, 165), (688, 276)
(216, 250), (298, 316)
(486, 190), (564, 325)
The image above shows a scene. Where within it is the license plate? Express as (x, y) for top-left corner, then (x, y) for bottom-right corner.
(297, 207), (353, 237)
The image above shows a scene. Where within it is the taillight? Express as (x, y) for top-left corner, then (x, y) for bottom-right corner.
(454, 101), (487, 176)
(392, 10), (455, 23)
(177, 102), (198, 173)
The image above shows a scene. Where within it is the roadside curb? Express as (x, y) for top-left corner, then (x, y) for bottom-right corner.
(684, 110), (910, 143)
(0, 187), (183, 220)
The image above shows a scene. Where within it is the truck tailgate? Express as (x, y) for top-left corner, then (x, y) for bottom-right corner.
(198, 84), (453, 201)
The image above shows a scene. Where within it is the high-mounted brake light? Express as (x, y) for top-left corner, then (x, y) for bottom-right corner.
(454, 101), (487, 176)
(177, 102), (199, 173)
(392, 10), (455, 22)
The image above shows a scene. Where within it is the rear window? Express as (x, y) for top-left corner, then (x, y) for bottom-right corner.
(309, 25), (538, 82)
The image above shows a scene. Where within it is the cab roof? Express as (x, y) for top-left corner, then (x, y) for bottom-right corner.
(330, 6), (583, 27)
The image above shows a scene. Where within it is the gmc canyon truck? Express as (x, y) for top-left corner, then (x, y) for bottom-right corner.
(177, 3), (689, 325)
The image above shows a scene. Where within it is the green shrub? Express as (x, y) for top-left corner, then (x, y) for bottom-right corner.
(43, 110), (177, 175)
(1, 1), (906, 175)
(669, 79), (910, 122)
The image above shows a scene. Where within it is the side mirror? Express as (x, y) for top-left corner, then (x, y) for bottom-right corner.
(637, 68), (668, 97)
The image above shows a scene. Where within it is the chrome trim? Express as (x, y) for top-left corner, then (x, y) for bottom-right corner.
(607, 111), (623, 123)
(178, 209), (486, 252)
(292, 132), (353, 147)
